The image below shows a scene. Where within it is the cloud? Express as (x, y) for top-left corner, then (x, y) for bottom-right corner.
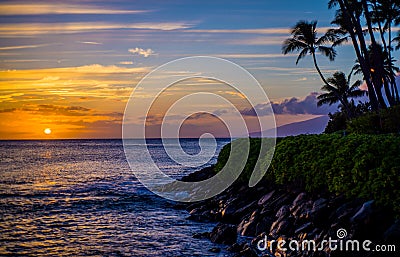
(228, 36), (287, 46)
(213, 109), (228, 116)
(119, 61), (133, 65)
(0, 64), (150, 104)
(186, 112), (218, 121)
(67, 64), (149, 73)
(2, 104), (123, 118)
(142, 112), (220, 126)
(24, 104), (91, 116)
(186, 28), (291, 34)
(77, 41), (103, 45)
(128, 47), (155, 57)
(240, 92), (338, 116)
(215, 53), (296, 59)
(186, 27), (332, 35)
(0, 43), (60, 51)
(0, 3), (149, 15)
(0, 108), (17, 113)
(0, 22), (193, 37)
(293, 77), (308, 82)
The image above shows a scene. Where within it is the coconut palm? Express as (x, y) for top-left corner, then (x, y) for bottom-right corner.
(352, 44), (399, 105)
(327, 0), (381, 110)
(282, 20), (337, 85)
(317, 71), (366, 117)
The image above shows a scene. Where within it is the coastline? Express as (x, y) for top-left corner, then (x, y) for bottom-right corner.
(180, 144), (400, 257)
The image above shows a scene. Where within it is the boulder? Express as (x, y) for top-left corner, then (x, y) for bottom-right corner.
(270, 217), (293, 238)
(235, 244), (258, 257)
(221, 198), (240, 220)
(256, 216), (274, 236)
(276, 204), (290, 219)
(258, 190), (275, 206)
(384, 220), (400, 241)
(295, 221), (313, 234)
(310, 198), (329, 225)
(350, 200), (374, 224)
(238, 210), (259, 236)
(210, 223), (237, 245)
(311, 198), (328, 215)
(291, 192), (307, 211)
(227, 242), (243, 253)
(187, 207), (211, 221)
(222, 199), (257, 223)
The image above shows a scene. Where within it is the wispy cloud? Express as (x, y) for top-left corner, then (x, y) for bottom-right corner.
(0, 43), (60, 51)
(293, 77), (308, 82)
(76, 41), (103, 45)
(186, 28), (291, 34)
(228, 36), (287, 46)
(119, 61), (134, 65)
(0, 64), (150, 101)
(0, 3), (150, 15)
(215, 53), (296, 59)
(0, 22), (194, 37)
(186, 27), (332, 34)
(128, 47), (155, 57)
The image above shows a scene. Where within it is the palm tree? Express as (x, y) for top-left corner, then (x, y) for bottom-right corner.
(328, 0), (381, 110)
(317, 71), (366, 118)
(282, 20), (337, 85)
(352, 44), (399, 105)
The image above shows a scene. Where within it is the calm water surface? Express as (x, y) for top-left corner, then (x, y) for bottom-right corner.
(0, 139), (231, 256)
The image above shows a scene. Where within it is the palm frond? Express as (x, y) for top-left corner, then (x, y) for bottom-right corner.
(282, 38), (308, 54)
(318, 46), (336, 61)
(350, 80), (362, 91)
(296, 48), (309, 65)
(317, 93), (339, 106)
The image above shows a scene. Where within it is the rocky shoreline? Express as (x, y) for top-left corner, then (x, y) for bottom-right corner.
(180, 165), (400, 257)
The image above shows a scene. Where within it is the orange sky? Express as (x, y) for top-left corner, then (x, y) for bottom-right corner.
(0, 1), (354, 139)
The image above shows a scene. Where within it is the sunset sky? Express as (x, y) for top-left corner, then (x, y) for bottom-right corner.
(0, 0), (384, 139)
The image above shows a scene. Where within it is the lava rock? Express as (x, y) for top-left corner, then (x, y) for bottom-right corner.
(210, 223), (237, 245)
(258, 190), (275, 206)
(350, 200), (374, 224)
(384, 220), (400, 241)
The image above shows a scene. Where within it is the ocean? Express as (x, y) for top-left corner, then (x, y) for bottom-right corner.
(0, 138), (231, 256)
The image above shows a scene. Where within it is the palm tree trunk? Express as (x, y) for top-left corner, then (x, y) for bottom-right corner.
(361, 0), (388, 108)
(311, 52), (329, 85)
(338, 0), (380, 110)
(386, 6), (399, 103)
(373, 1), (395, 105)
(384, 80), (395, 106)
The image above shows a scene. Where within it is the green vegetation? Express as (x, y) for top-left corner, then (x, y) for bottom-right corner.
(347, 105), (400, 134)
(215, 134), (400, 213)
(214, 138), (263, 184)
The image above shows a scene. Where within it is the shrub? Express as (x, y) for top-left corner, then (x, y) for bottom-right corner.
(216, 134), (400, 213)
(347, 105), (400, 134)
(324, 111), (347, 134)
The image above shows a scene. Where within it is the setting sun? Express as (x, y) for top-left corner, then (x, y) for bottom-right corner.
(44, 128), (52, 135)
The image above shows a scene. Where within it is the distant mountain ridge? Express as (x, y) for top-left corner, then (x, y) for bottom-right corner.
(250, 115), (329, 137)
